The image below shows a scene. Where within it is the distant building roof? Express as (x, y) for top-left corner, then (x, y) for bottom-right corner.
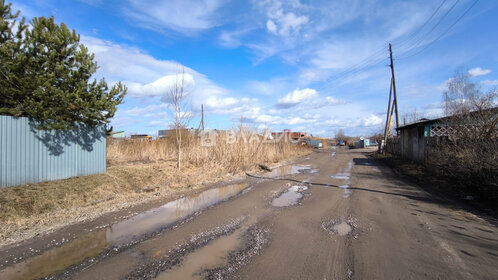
(396, 107), (498, 131)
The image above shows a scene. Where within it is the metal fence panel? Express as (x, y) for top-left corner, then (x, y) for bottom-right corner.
(0, 115), (106, 187)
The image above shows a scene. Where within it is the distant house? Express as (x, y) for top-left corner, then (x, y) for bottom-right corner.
(130, 134), (152, 140)
(271, 129), (307, 140)
(393, 108), (498, 162)
(158, 129), (174, 138)
(158, 128), (197, 139)
(110, 131), (125, 139)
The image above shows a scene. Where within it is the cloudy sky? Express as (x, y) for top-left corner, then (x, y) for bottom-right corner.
(10, 0), (498, 137)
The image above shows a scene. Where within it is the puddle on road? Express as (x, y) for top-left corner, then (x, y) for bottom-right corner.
(268, 165), (318, 177)
(339, 185), (352, 198)
(0, 184), (250, 280)
(108, 183), (249, 246)
(331, 152), (336, 157)
(271, 185), (308, 207)
(156, 230), (242, 280)
(330, 160), (354, 198)
(331, 173), (349, 180)
(0, 230), (109, 280)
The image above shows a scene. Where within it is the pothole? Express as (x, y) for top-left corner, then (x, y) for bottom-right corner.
(321, 218), (359, 237)
(268, 165), (318, 177)
(271, 185), (308, 207)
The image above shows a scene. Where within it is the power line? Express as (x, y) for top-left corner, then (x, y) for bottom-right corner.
(398, 0), (479, 59)
(317, 55), (389, 91)
(316, 0), (451, 92)
(316, 0), (470, 92)
(395, 0), (449, 51)
(397, 0), (461, 56)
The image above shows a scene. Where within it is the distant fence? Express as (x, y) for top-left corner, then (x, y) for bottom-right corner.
(0, 115), (106, 187)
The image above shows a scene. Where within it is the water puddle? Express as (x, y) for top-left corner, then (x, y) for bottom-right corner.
(108, 184), (248, 245)
(271, 185), (308, 207)
(339, 185), (352, 198)
(331, 152), (336, 157)
(331, 173), (349, 180)
(0, 184), (250, 280)
(156, 229), (242, 280)
(268, 165), (318, 177)
(330, 160), (354, 198)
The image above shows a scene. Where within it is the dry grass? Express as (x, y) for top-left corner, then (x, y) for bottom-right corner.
(107, 129), (309, 172)
(0, 128), (310, 246)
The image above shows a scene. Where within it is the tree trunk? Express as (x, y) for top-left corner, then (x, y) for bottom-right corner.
(177, 134), (181, 170)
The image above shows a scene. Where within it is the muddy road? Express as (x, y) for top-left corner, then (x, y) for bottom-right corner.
(1, 148), (497, 279)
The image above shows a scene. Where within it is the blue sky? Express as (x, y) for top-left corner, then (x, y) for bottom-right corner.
(9, 0), (498, 137)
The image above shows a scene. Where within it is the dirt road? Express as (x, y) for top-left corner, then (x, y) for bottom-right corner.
(1, 147), (497, 279)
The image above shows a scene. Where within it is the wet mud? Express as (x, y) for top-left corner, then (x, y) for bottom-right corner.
(0, 184), (250, 280)
(124, 217), (245, 279)
(203, 225), (271, 280)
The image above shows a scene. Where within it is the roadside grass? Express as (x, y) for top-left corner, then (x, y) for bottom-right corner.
(372, 152), (498, 218)
(0, 130), (310, 246)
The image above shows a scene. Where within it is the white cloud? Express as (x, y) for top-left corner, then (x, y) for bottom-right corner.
(82, 35), (229, 104)
(324, 96), (345, 106)
(126, 74), (195, 97)
(481, 79), (498, 86)
(363, 114), (382, 126)
(124, 104), (170, 115)
(80, 35), (265, 129)
(81, 35), (183, 84)
(203, 96), (259, 115)
(266, 20), (277, 34)
(256, 0), (309, 37)
(468, 67), (491, 77)
(147, 120), (164, 127)
(123, 0), (226, 33)
(248, 114), (316, 126)
(267, 11), (308, 36)
(277, 88), (318, 108)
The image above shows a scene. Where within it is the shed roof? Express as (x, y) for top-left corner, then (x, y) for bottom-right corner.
(396, 107), (498, 131)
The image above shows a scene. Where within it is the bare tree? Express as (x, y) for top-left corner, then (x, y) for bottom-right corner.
(427, 69), (498, 193)
(169, 66), (191, 170)
(443, 70), (497, 115)
(401, 109), (421, 125)
(335, 129), (345, 142)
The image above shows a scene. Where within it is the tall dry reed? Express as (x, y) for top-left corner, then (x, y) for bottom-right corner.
(107, 128), (310, 172)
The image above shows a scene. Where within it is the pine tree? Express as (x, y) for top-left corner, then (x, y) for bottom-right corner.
(0, 1), (126, 130)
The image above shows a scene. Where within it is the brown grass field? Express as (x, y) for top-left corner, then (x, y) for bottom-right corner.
(0, 129), (310, 246)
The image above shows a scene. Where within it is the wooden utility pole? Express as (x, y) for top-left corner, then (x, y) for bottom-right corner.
(389, 43), (399, 134)
(383, 77), (393, 150)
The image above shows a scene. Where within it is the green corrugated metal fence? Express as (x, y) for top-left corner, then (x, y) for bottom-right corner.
(0, 115), (106, 187)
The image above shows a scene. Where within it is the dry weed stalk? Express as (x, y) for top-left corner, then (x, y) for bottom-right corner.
(107, 127), (309, 173)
